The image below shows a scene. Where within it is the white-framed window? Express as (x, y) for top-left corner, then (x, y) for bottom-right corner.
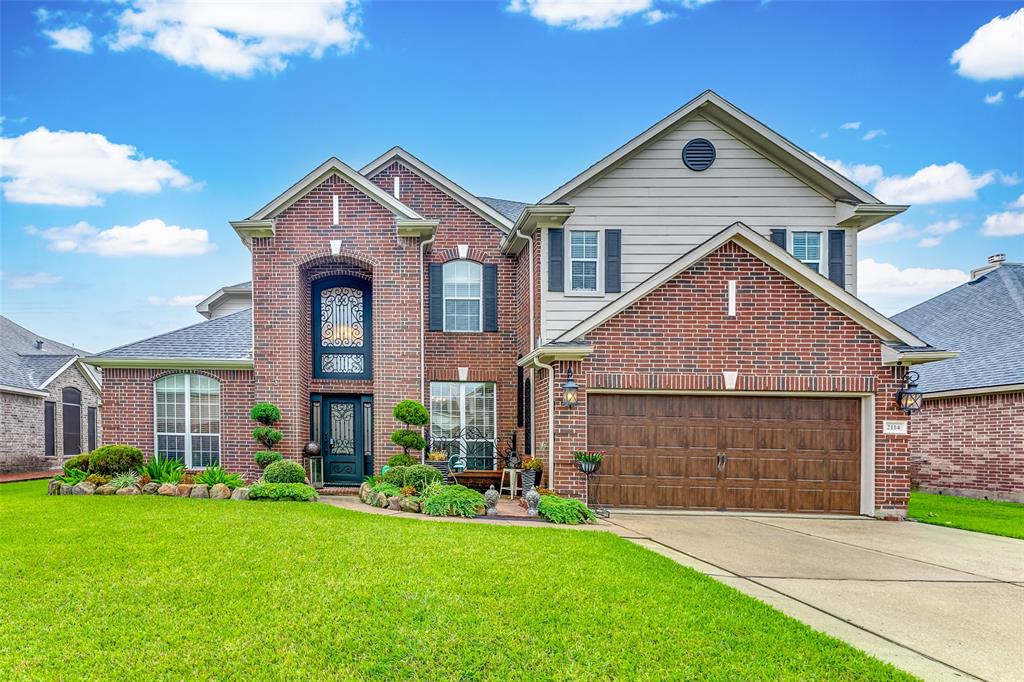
(569, 230), (599, 292)
(429, 382), (496, 470)
(443, 260), (482, 332)
(154, 374), (221, 468)
(792, 231), (822, 272)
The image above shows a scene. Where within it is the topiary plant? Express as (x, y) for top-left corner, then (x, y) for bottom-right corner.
(252, 427), (283, 450)
(88, 444), (144, 476)
(250, 402), (283, 467)
(381, 465), (408, 487)
(390, 400), (429, 457)
(263, 459), (306, 484)
(387, 453), (416, 467)
(250, 402), (282, 426)
(254, 450), (283, 468)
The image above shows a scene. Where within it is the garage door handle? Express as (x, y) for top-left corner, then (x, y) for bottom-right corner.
(716, 453), (727, 471)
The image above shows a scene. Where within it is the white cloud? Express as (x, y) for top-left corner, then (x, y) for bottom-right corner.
(28, 219), (215, 257)
(862, 129), (886, 141)
(0, 271), (64, 289)
(43, 26), (93, 53)
(981, 211), (1024, 237)
(923, 219), (964, 236)
(1010, 193), (1024, 208)
(818, 132), (829, 139)
(917, 237), (941, 248)
(644, 9), (673, 24)
(873, 162), (994, 204)
(810, 152), (883, 186)
(950, 8), (1024, 80)
(857, 259), (969, 314)
(0, 127), (197, 206)
(507, 0), (653, 29)
(110, 0), (363, 77)
(858, 221), (915, 245)
(840, 121), (861, 130)
(984, 91), (1004, 104)
(148, 294), (206, 306)
(1018, 88), (1024, 98)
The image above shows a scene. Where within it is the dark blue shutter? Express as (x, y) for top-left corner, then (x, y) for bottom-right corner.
(44, 402), (55, 458)
(770, 229), (787, 249)
(548, 228), (564, 292)
(483, 264), (498, 332)
(429, 263), (443, 331)
(828, 229), (846, 287)
(605, 229), (621, 293)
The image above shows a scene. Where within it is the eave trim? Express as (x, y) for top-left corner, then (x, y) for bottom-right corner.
(923, 383), (1024, 399)
(81, 357), (254, 370)
(518, 344), (593, 367)
(0, 383), (49, 398)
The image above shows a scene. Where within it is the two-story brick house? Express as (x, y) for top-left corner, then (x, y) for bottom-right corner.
(86, 91), (953, 516)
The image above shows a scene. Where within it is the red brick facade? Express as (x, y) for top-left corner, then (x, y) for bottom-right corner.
(545, 242), (913, 515)
(910, 391), (1024, 502)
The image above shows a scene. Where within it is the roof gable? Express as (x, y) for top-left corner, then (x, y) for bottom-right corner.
(554, 222), (928, 347)
(541, 90), (890, 208)
(360, 147), (514, 232)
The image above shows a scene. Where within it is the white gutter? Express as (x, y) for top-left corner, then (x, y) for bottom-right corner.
(514, 226), (535, 352)
(0, 384), (49, 398)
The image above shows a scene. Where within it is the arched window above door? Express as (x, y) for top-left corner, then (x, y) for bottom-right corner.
(313, 276), (372, 380)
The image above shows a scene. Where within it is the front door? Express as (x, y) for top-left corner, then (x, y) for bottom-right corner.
(322, 397), (364, 485)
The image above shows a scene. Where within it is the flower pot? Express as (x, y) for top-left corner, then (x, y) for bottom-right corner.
(520, 469), (540, 491)
(426, 460), (449, 484)
(577, 460), (601, 475)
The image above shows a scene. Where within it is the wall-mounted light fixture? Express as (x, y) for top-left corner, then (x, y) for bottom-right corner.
(562, 366), (579, 408)
(895, 370), (924, 414)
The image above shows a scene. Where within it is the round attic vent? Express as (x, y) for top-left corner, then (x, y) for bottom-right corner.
(682, 138), (716, 171)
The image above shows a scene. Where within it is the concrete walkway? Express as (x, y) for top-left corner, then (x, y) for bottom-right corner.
(608, 513), (1024, 682)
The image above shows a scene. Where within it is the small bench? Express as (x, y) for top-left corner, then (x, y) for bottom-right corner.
(451, 469), (502, 493)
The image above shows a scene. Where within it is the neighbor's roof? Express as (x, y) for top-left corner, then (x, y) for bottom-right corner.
(0, 315), (96, 393)
(86, 308), (253, 367)
(893, 263), (1024, 394)
(195, 280), (253, 318)
(479, 197), (529, 222)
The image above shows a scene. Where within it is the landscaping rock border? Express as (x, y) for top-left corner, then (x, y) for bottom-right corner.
(47, 479), (252, 501)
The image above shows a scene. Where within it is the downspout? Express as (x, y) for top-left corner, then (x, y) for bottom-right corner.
(532, 357), (556, 490)
(420, 231), (437, 451)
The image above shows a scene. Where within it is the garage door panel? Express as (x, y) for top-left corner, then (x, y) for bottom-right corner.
(755, 487), (789, 512)
(618, 453), (651, 477)
(829, 459), (858, 483)
(794, 458), (827, 482)
(758, 457), (789, 482)
(684, 485), (718, 510)
(722, 485), (755, 511)
(795, 429), (828, 453)
(618, 484), (650, 508)
(830, 430), (858, 454)
(724, 426), (756, 450)
(686, 455), (718, 479)
(829, 489), (859, 515)
(683, 425), (718, 449)
(758, 428), (789, 451)
(795, 488), (826, 513)
(655, 454), (690, 477)
(723, 455), (755, 480)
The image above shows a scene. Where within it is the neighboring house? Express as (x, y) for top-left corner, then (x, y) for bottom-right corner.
(195, 281), (252, 319)
(893, 255), (1023, 502)
(1, 316), (102, 473)
(85, 90), (953, 517)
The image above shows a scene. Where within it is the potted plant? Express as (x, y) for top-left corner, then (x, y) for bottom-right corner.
(574, 450), (605, 474)
(520, 456), (543, 491)
(425, 450), (449, 484)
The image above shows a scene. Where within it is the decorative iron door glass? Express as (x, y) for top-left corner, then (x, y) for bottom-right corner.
(313, 276), (372, 379)
(322, 397), (364, 485)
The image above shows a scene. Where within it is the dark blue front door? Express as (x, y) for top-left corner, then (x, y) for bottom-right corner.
(322, 397), (364, 485)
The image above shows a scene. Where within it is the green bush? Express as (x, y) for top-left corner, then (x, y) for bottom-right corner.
(387, 453), (416, 467)
(403, 464), (441, 492)
(254, 450), (283, 468)
(250, 402), (282, 425)
(381, 466), (408, 487)
(54, 467), (87, 485)
(249, 482), (318, 502)
(263, 459), (306, 484)
(194, 466), (244, 489)
(390, 430), (426, 453)
(420, 481), (443, 500)
(393, 400), (429, 426)
(370, 482), (402, 497)
(252, 427), (283, 450)
(538, 495), (596, 525)
(88, 445), (144, 476)
(64, 453), (91, 472)
(141, 454), (185, 484)
(109, 470), (141, 490)
(422, 485), (485, 518)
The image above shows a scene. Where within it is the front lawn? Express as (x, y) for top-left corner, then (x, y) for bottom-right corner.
(1, 480), (911, 680)
(909, 491), (1024, 539)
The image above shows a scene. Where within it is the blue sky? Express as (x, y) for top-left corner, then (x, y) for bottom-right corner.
(2, 0), (1022, 351)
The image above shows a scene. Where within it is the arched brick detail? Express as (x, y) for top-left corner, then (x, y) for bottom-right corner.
(295, 249), (379, 272)
(436, 246), (490, 264)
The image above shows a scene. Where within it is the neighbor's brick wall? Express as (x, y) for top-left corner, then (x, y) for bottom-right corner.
(48, 364), (102, 462)
(550, 241), (912, 514)
(910, 391), (1024, 501)
(99, 368), (256, 478)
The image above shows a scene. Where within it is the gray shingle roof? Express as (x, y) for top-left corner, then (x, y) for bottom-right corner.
(892, 263), (1024, 393)
(0, 316), (92, 391)
(478, 196), (529, 222)
(91, 308), (253, 361)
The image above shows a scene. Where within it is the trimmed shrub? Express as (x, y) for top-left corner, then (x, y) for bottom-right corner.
(391, 400), (429, 456)
(88, 445), (144, 476)
(194, 466), (244, 489)
(250, 402), (282, 426)
(371, 482), (402, 497)
(84, 474), (110, 486)
(252, 427), (283, 450)
(422, 485), (485, 518)
(263, 459), (306, 484)
(381, 466), (408, 487)
(54, 467), (87, 485)
(403, 464), (441, 492)
(387, 453), (416, 467)
(249, 482), (318, 502)
(254, 451), (283, 468)
(64, 453), (91, 472)
(538, 495), (596, 525)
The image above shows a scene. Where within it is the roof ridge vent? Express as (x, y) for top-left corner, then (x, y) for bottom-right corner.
(35, 340), (44, 350)
(971, 253), (1009, 279)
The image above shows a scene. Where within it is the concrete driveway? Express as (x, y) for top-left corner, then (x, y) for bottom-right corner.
(609, 513), (1024, 682)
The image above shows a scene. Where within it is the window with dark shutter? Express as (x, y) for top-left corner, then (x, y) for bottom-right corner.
(44, 401), (55, 458)
(88, 407), (97, 452)
(548, 228), (564, 292)
(770, 229), (787, 249)
(483, 264), (498, 332)
(828, 230), (846, 287)
(605, 229), (621, 293)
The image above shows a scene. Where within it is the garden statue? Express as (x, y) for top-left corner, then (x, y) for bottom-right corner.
(484, 485), (499, 516)
(525, 485), (541, 517)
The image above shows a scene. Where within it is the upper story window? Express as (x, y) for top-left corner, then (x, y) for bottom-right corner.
(570, 230), (599, 292)
(443, 260), (482, 332)
(313, 276), (372, 379)
(155, 374), (220, 468)
(792, 232), (822, 273)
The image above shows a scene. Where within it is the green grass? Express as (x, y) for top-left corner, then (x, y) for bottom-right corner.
(909, 491), (1024, 539)
(0, 480), (912, 681)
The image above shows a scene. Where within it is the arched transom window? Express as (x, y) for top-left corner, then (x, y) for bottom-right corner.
(443, 260), (482, 332)
(154, 374), (221, 468)
(313, 276), (372, 379)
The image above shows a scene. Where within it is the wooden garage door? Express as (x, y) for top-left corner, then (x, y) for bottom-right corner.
(588, 394), (861, 514)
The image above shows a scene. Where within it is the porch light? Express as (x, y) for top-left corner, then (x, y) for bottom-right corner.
(895, 371), (924, 414)
(562, 367), (579, 408)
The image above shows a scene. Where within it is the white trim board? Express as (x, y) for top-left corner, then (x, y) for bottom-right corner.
(553, 222), (929, 348)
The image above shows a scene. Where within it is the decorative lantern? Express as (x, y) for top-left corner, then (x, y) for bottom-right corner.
(303, 441), (323, 488)
(562, 367), (579, 408)
(484, 485), (499, 516)
(525, 486), (541, 517)
(895, 371), (924, 414)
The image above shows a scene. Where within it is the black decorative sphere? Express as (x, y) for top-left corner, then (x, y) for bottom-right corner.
(303, 441), (321, 457)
